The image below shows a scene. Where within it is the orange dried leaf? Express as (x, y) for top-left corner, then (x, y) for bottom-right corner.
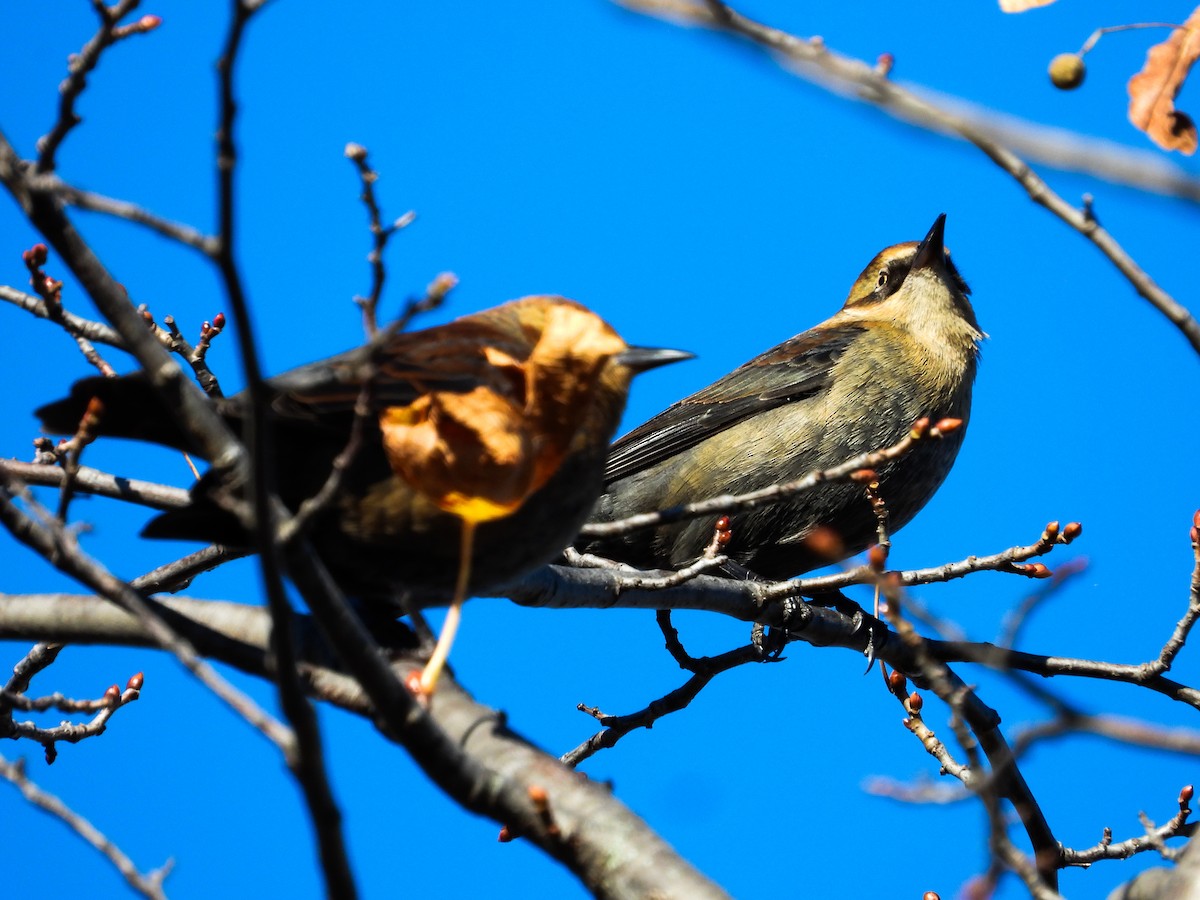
(1128, 11), (1200, 155)
(998, 0), (1056, 11)
(378, 297), (630, 527)
(379, 386), (535, 524)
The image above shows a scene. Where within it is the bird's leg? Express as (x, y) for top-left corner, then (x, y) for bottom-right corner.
(715, 562), (789, 660)
(750, 622), (788, 660)
(800, 588), (885, 671)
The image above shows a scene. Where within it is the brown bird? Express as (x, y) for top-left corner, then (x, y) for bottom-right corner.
(37, 295), (691, 602)
(584, 214), (982, 579)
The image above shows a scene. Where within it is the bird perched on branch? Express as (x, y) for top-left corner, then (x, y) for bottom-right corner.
(583, 214), (982, 580)
(37, 295), (690, 602)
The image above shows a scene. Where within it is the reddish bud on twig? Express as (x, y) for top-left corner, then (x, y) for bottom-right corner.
(1043, 521), (1060, 541)
(104, 684), (120, 703)
(932, 417), (963, 435)
(1191, 526), (1199, 545)
(1022, 563), (1052, 579)
(850, 468), (877, 483)
(907, 692), (923, 713)
(138, 14), (162, 31)
(923, 892), (941, 900)
(528, 785), (549, 806)
(909, 417), (931, 439)
(887, 670), (907, 696)
(867, 544), (888, 570)
(497, 825), (514, 843)
(22, 244), (48, 268)
(78, 396), (105, 445)
(1181, 784), (1194, 806)
(127, 672), (144, 691)
(875, 52), (894, 77)
(403, 670), (425, 698)
(1193, 510), (1200, 529)
(1062, 522), (1083, 542)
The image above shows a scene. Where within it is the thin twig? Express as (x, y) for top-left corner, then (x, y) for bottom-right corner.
(344, 142), (416, 337)
(1013, 713), (1200, 759)
(36, 1), (160, 174)
(620, 0), (1200, 357)
(23, 244), (116, 377)
(0, 474), (293, 751)
(763, 519), (1082, 601)
(54, 395), (105, 522)
(131, 545), (246, 595)
(1060, 786), (1195, 866)
(1, 648), (143, 765)
(998, 557), (1089, 649)
(562, 621), (763, 768)
(54, 179), (219, 255)
(0, 751), (172, 899)
(580, 416), (957, 539)
(877, 574), (1060, 889)
(1146, 523), (1200, 676)
(0, 284), (125, 347)
(215, 3), (357, 895)
(0, 459), (188, 511)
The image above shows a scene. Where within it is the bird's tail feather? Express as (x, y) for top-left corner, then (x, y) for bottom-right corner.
(35, 374), (195, 452)
(141, 468), (250, 546)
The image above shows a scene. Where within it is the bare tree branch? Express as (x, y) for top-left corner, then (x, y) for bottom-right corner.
(35, 1), (160, 174)
(0, 591), (733, 900)
(0, 284), (125, 348)
(0, 475), (293, 751)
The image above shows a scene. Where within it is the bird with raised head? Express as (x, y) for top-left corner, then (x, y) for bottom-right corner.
(583, 214), (982, 580)
(36, 295), (691, 602)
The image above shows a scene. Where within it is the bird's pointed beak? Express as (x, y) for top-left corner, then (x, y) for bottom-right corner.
(912, 213), (947, 272)
(615, 346), (695, 373)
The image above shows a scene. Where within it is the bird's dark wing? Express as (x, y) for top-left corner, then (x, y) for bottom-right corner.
(604, 322), (865, 483)
(260, 322), (527, 421)
(245, 295), (592, 422)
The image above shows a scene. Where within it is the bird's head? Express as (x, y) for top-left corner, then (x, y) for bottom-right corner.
(839, 214), (983, 349)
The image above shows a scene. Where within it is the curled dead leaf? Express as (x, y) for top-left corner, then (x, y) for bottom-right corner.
(379, 386), (535, 524)
(1128, 11), (1200, 155)
(378, 297), (628, 526)
(998, 0), (1056, 12)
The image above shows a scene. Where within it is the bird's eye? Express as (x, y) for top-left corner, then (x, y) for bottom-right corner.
(876, 270), (888, 288)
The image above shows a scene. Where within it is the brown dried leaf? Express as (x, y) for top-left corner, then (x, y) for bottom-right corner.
(377, 298), (628, 525)
(998, 0), (1056, 11)
(379, 386), (534, 524)
(1128, 11), (1200, 155)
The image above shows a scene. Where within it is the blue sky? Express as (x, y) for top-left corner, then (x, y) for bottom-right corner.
(4, 2), (1200, 898)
